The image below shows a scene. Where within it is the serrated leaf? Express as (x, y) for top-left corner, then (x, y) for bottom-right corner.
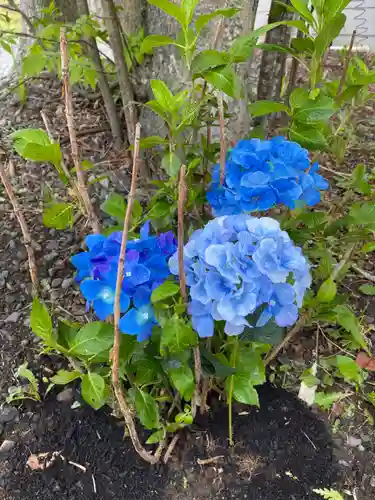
(248, 100), (290, 117)
(168, 363), (195, 400)
(151, 79), (175, 112)
(43, 202), (74, 230)
(81, 372), (106, 410)
(317, 278), (337, 303)
(50, 369), (82, 385)
(101, 193), (126, 221)
(191, 50), (229, 75)
(10, 128), (50, 156)
(161, 315), (197, 354)
(293, 96), (335, 124)
(203, 66), (241, 99)
(289, 124), (328, 150)
(314, 391), (346, 410)
(68, 322), (114, 361)
(334, 305), (367, 349)
(350, 202), (375, 228)
(195, 7), (240, 33)
(22, 52), (46, 76)
(336, 355), (366, 384)
(231, 373), (259, 405)
(146, 429), (165, 444)
(161, 152), (181, 177)
(30, 297), (53, 342)
(129, 387), (160, 429)
(152, 281), (180, 303)
(148, 0), (185, 25)
(359, 284), (375, 296)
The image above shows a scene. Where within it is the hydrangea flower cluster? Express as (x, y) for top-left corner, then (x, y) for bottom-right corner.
(169, 215), (311, 338)
(207, 137), (329, 216)
(71, 222), (177, 342)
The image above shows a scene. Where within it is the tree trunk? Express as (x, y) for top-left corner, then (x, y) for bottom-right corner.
(55, 0), (79, 22)
(102, 0), (136, 145)
(78, 0), (123, 149)
(257, 1), (293, 103)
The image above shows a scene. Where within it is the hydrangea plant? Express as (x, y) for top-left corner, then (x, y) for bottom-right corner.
(207, 137), (329, 215)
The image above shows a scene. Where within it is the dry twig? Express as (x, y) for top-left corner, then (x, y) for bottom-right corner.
(163, 434), (180, 464)
(0, 162), (38, 293)
(60, 28), (100, 234)
(337, 30), (356, 96)
(178, 165), (187, 302)
(197, 455), (224, 466)
(112, 123), (163, 464)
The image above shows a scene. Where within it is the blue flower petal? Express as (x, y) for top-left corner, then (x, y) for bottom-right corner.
(119, 308), (142, 335)
(191, 314), (214, 338)
(93, 299), (113, 320)
(80, 279), (103, 301)
(85, 234), (106, 251)
(71, 252), (90, 270)
(275, 304), (298, 327)
(133, 286), (152, 309)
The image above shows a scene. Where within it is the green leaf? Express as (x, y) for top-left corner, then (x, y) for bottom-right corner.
(140, 35), (177, 54)
(161, 315), (197, 354)
(195, 7), (240, 33)
(231, 373), (259, 405)
(314, 14), (346, 57)
(22, 52), (46, 76)
(17, 363), (39, 396)
(349, 202), (375, 227)
(191, 50), (229, 75)
(139, 136), (169, 149)
(101, 193), (126, 221)
(131, 198), (142, 226)
(293, 96), (335, 124)
(323, 0), (351, 21)
(21, 142), (62, 168)
(81, 372), (106, 410)
(133, 358), (158, 385)
(51, 370), (82, 385)
(68, 322), (114, 361)
(291, 37), (315, 54)
(336, 355), (365, 384)
(168, 364), (195, 400)
(43, 202), (74, 230)
(181, 0), (199, 26)
(10, 128), (50, 156)
(289, 87), (310, 110)
(314, 391), (346, 410)
(200, 348), (236, 378)
(146, 429), (165, 444)
(243, 322), (285, 345)
(152, 281), (180, 303)
(290, 0), (315, 25)
(313, 488), (344, 500)
(30, 297), (53, 342)
(130, 387), (160, 429)
(317, 278), (337, 303)
(151, 79), (175, 112)
(148, 200), (173, 219)
(236, 347), (266, 386)
(361, 242), (375, 253)
(334, 305), (367, 349)
(229, 20), (308, 63)
(289, 123), (328, 150)
(359, 284), (375, 296)
(161, 152), (181, 177)
(203, 66), (241, 99)
(248, 100), (290, 117)
(148, 0), (185, 25)
(350, 164), (371, 195)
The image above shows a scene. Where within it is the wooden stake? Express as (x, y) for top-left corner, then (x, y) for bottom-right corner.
(0, 162), (38, 293)
(60, 28), (100, 234)
(112, 123), (163, 464)
(218, 93), (226, 186)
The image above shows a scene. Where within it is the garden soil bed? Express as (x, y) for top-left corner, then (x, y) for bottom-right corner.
(0, 385), (338, 500)
(1, 53), (375, 499)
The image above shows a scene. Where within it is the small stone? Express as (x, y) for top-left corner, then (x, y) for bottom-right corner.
(51, 278), (62, 288)
(50, 290), (60, 301)
(46, 240), (58, 251)
(5, 294), (17, 305)
(4, 311), (21, 323)
(16, 249), (27, 260)
(57, 388), (74, 403)
(0, 440), (16, 455)
(8, 240), (15, 250)
(61, 278), (73, 290)
(370, 476), (375, 488)
(347, 435), (362, 447)
(361, 434), (371, 443)
(31, 240), (42, 252)
(365, 316), (375, 325)
(0, 407), (18, 424)
(45, 251), (58, 262)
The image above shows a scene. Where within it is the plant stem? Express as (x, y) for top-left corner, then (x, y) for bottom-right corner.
(0, 161), (38, 294)
(60, 28), (101, 234)
(112, 123), (164, 464)
(178, 165), (187, 302)
(337, 30), (356, 97)
(218, 93), (226, 186)
(228, 337), (239, 446)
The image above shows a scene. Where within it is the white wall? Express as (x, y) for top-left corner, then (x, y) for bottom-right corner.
(255, 0), (374, 50)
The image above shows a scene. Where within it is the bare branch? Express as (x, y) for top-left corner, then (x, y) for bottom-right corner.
(0, 161), (38, 293)
(163, 434), (180, 464)
(337, 30), (356, 96)
(112, 123), (163, 464)
(60, 28), (100, 234)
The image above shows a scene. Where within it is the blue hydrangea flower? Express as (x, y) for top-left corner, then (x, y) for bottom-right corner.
(169, 215), (311, 338)
(207, 137), (328, 215)
(72, 223), (177, 340)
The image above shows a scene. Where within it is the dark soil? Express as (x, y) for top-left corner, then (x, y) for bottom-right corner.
(0, 385), (338, 500)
